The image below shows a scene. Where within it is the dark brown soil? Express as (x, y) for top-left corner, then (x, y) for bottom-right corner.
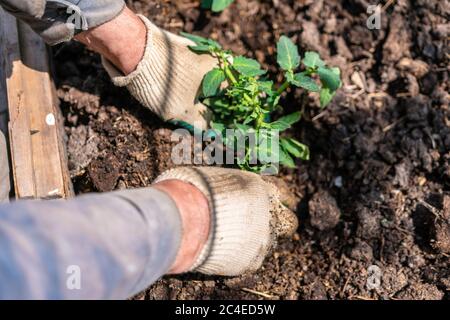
(53, 0), (449, 300)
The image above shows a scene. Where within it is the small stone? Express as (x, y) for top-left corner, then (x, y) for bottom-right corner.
(309, 190), (341, 231)
(67, 126), (99, 177)
(351, 71), (366, 90)
(433, 196), (450, 253)
(357, 207), (381, 239)
(393, 162), (410, 188)
(350, 240), (373, 262)
(397, 58), (429, 78)
(417, 176), (427, 186)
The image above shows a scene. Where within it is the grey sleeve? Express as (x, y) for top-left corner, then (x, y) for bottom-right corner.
(0, 187), (182, 299)
(0, 0), (125, 45)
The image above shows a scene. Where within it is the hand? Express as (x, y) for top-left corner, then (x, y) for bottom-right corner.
(100, 14), (217, 130)
(154, 167), (298, 276)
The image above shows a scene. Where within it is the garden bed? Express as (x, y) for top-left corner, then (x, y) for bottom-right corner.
(53, 0), (449, 300)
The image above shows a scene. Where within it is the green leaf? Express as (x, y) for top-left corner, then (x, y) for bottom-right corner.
(277, 36), (300, 71)
(279, 148), (296, 168)
(180, 32), (209, 45)
(206, 122), (225, 139)
(318, 67), (341, 91)
(258, 81), (274, 94)
(280, 138), (310, 160)
(243, 115), (254, 125)
(201, 0), (213, 9)
(233, 56), (267, 77)
(202, 68), (226, 97)
(270, 111), (302, 131)
(235, 123), (252, 134)
(202, 0), (234, 12)
(267, 94), (281, 109)
(270, 121), (290, 131)
(205, 38), (222, 49)
(188, 44), (212, 53)
(180, 32), (221, 51)
(320, 87), (336, 107)
(276, 111), (302, 126)
(257, 134), (276, 155)
(288, 72), (320, 92)
(203, 96), (229, 109)
(211, 122), (225, 132)
(303, 51), (325, 69)
(330, 67), (341, 76)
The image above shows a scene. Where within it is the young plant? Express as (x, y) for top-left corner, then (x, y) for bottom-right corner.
(201, 0), (235, 12)
(181, 32), (341, 173)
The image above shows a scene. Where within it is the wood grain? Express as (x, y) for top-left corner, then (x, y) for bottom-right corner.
(0, 8), (35, 198)
(0, 8), (73, 199)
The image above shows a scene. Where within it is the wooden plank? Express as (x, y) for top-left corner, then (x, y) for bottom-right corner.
(0, 8), (35, 199)
(0, 8), (73, 199)
(17, 22), (73, 199)
(0, 20), (8, 135)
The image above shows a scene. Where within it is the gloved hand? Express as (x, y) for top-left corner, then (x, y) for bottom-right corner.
(154, 167), (298, 276)
(102, 15), (217, 130)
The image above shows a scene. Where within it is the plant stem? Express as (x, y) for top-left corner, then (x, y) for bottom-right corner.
(224, 65), (254, 104)
(224, 65), (238, 85)
(276, 81), (290, 95)
(256, 114), (264, 129)
(243, 94), (254, 104)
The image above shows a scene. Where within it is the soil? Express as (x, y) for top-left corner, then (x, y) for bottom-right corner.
(53, 0), (449, 300)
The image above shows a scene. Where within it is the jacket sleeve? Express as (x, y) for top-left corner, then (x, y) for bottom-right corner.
(0, 0), (125, 45)
(0, 187), (182, 299)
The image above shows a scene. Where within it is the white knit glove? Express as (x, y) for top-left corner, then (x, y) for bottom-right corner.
(102, 15), (217, 130)
(154, 167), (298, 276)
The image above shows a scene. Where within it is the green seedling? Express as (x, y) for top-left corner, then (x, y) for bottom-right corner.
(201, 0), (234, 12)
(181, 32), (341, 173)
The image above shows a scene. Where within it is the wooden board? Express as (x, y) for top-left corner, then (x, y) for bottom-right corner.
(0, 9), (34, 199)
(0, 8), (73, 199)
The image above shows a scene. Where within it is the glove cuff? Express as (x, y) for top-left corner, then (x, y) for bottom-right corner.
(101, 15), (213, 129)
(101, 15), (161, 117)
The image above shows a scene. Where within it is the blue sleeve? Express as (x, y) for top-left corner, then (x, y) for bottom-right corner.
(0, 187), (181, 299)
(0, 0), (125, 45)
